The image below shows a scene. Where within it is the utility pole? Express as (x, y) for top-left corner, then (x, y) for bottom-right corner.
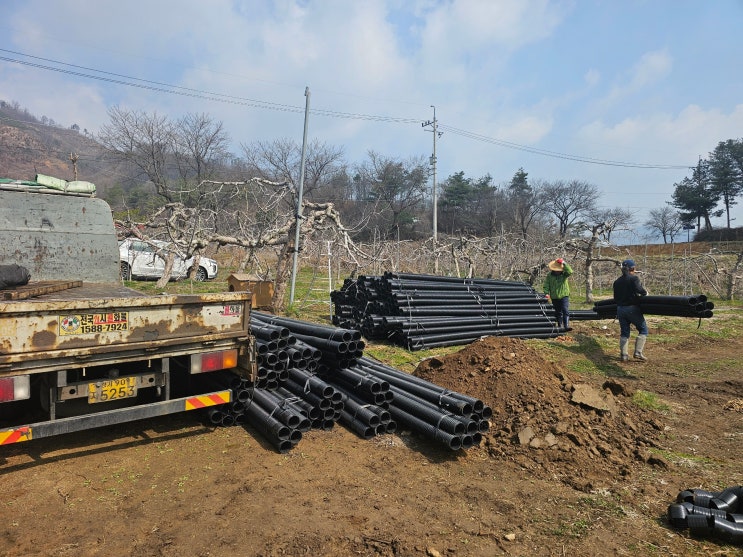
(422, 106), (441, 272)
(289, 87), (310, 305)
(69, 152), (79, 180)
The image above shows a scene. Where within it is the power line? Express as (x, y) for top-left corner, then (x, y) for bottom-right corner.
(438, 125), (689, 170)
(0, 48), (691, 170)
(0, 50), (419, 124)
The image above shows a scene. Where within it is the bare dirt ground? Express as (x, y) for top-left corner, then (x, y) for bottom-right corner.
(1, 316), (742, 557)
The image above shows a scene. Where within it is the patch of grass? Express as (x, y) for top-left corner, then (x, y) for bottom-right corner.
(631, 390), (670, 413)
(564, 359), (604, 376)
(577, 494), (626, 518)
(551, 494), (626, 539)
(363, 342), (461, 372)
(551, 517), (591, 538)
(650, 447), (713, 467)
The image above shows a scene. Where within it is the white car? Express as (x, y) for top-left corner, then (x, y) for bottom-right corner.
(119, 238), (218, 281)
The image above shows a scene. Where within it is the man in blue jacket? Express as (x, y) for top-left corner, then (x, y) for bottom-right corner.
(612, 259), (649, 361)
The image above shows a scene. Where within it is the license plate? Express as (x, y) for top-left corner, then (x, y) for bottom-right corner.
(88, 377), (138, 404)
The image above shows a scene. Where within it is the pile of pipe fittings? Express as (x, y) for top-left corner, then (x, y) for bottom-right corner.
(668, 486), (743, 544)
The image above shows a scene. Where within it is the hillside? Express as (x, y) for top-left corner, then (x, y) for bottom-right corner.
(0, 100), (103, 182)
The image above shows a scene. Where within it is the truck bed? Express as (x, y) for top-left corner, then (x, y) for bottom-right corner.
(0, 281), (252, 376)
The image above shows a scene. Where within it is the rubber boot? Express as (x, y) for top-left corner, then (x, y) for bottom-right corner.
(619, 337), (629, 362)
(634, 335), (648, 361)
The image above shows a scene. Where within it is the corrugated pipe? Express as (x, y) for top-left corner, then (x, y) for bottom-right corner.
(387, 387), (466, 436)
(594, 294), (713, 319)
(362, 358), (488, 418)
(282, 378), (333, 410)
(338, 408), (377, 439)
(354, 363), (472, 417)
(275, 386), (322, 421)
(287, 367), (336, 399)
(386, 405), (462, 451)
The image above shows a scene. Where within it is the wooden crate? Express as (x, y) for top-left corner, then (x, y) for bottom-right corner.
(227, 274), (274, 308)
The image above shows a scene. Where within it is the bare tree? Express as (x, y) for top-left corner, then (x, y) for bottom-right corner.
(241, 138), (345, 200)
(541, 179), (599, 237)
(645, 206), (683, 244)
(116, 178), (368, 309)
(174, 113), (231, 184)
(567, 208), (634, 302)
(353, 151), (429, 239)
(98, 107), (176, 201)
(99, 108), (232, 205)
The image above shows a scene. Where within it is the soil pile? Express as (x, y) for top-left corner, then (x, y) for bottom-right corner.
(414, 335), (668, 491)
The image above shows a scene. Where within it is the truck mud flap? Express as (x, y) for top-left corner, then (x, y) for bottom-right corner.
(0, 390), (231, 445)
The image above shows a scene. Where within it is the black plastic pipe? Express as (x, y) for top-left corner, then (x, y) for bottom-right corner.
(250, 388), (303, 429)
(242, 401), (292, 442)
(287, 367), (336, 399)
(387, 387), (466, 436)
(254, 311), (360, 342)
(386, 405), (462, 451)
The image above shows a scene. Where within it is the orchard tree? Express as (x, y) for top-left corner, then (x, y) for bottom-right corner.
(562, 208), (634, 302)
(116, 178), (367, 308)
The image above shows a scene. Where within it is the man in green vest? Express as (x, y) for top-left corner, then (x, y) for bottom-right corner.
(543, 258), (573, 330)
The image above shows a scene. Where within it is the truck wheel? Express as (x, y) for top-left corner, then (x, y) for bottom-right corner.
(120, 262), (132, 281)
(194, 267), (208, 281)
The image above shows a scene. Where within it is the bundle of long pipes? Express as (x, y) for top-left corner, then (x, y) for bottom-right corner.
(334, 356), (492, 451)
(196, 313), (491, 453)
(593, 294), (714, 319)
(332, 271), (576, 349)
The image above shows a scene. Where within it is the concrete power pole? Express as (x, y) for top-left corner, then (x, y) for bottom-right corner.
(422, 106), (441, 272)
(289, 87), (311, 305)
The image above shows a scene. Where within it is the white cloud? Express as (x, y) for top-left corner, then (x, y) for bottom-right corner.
(584, 69), (600, 88)
(578, 103), (743, 163)
(627, 50), (673, 90)
(601, 49), (673, 108)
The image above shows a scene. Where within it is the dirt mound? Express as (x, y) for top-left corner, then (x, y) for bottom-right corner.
(414, 336), (667, 491)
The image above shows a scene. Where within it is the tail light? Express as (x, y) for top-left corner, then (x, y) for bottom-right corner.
(0, 376), (31, 402)
(190, 349), (238, 374)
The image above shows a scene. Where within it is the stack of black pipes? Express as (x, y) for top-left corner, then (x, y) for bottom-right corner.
(193, 311), (490, 454)
(594, 294), (714, 319)
(340, 356), (492, 451)
(332, 271), (577, 349)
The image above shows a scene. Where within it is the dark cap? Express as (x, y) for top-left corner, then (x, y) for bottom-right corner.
(622, 259), (636, 269)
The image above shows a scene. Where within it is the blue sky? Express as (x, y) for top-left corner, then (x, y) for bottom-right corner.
(1, 0), (742, 240)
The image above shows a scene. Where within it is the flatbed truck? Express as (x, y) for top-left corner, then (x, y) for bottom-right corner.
(0, 179), (255, 445)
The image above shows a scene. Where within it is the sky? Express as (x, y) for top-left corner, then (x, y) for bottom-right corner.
(1, 0), (742, 242)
